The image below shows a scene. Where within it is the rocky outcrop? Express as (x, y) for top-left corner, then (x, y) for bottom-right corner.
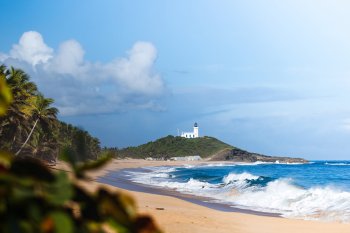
(209, 148), (308, 163)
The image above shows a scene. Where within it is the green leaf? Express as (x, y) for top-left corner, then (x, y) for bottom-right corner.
(97, 188), (136, 225)
(106, 218), (129, 233)
(45, 172), (73, 206)
(118, 191), (137, 218)
(12, 184), (36, 201)
(50, 211), (73, 233)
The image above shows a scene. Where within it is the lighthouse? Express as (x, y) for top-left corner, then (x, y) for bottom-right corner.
(193, 122), (199, 138)
(180, 122), (199, 138)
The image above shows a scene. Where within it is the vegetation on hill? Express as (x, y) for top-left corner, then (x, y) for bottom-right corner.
(114, 135), (234, 159)
(0, 65), (100, 162)
(111, 135), (308, 163)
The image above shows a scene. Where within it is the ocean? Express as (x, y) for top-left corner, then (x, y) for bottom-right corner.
(125, 161), (350, 222)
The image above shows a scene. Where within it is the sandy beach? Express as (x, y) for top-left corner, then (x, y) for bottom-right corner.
(57, 159), (350, 233)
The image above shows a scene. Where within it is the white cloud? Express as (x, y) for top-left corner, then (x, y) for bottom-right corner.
(9, 31), (53, 66)
(0, 31), (165, 116)
(105, 42), (163, 95)
(49, 40), (85, 76)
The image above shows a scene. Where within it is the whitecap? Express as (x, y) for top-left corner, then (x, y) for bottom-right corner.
(325, 162), (350, 166)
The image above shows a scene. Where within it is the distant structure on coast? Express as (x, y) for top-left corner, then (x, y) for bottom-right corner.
(170, 155), (202, 161)
(180, 122), (199, 138)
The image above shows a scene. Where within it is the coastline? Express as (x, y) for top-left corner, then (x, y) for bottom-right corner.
(98, 167), (281, 217)
(58, 159), (350, 233)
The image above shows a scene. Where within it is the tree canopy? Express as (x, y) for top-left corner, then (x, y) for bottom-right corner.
(0, 65), (101, 162)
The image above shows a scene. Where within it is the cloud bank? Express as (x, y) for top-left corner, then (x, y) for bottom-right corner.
(0, 31), (165, 116)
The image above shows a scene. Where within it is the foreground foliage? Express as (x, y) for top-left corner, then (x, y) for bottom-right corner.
(0, 153), (161, 233)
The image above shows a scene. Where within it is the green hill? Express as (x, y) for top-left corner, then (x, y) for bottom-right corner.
(113, 135), (308, 163)
(116, 135), (233, 159)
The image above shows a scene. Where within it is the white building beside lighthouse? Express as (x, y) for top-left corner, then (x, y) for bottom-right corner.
(181, 123), (199, 138)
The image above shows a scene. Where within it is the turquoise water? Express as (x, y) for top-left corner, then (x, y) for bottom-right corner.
(129, 161), (350, 222)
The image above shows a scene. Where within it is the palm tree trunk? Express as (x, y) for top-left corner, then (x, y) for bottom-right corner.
(15, 118), (39, 156)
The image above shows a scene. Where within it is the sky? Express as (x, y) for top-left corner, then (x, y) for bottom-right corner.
(1, 0), (350, 160)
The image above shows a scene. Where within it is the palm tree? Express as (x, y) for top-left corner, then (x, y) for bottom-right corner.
(0, 66), (37, 151)
(0, 71), (11, 110)
(1, 65), (101, 160)
(6, 67), (37, 103)
(24, 128), (58, 162)
(15, 94), (58, 156)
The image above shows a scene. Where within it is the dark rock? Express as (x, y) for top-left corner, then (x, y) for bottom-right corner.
(210, 148), (308, 163)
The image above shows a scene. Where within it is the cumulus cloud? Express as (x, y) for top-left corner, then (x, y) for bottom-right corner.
(9, 31), (53, 66)
(49, 40), (85, 76)
(105, 42), (163, 95)
(0, 31), (165, 116)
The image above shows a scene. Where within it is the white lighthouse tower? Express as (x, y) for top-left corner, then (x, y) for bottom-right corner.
(181, 122), (199, 138)
(193, 122), (199, 138)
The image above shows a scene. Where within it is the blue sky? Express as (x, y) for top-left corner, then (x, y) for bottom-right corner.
(1, 1), (350, 159)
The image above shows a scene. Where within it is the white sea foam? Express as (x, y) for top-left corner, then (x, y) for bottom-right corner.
(230, 178), (350, 222)
(181, 163), (237, 168)
(276, 162), (305, 165)
(222, 172), (259, 184)
(325, 162), (350, 166)
(236, 161), (305, 166)
(157, 178), (216, 192)
(145, 166), (177, 173)
(202, 163), (237, 167)
(236, 161), (269, 166)
(129, 168), (350, 222)
(127, 166), (177, 185)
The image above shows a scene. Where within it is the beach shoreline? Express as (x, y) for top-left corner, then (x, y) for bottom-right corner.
(98, 166), (281, 217)
(58, 159), (350, 233)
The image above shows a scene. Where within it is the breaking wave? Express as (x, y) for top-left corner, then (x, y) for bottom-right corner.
(128, 167), (350, 222)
